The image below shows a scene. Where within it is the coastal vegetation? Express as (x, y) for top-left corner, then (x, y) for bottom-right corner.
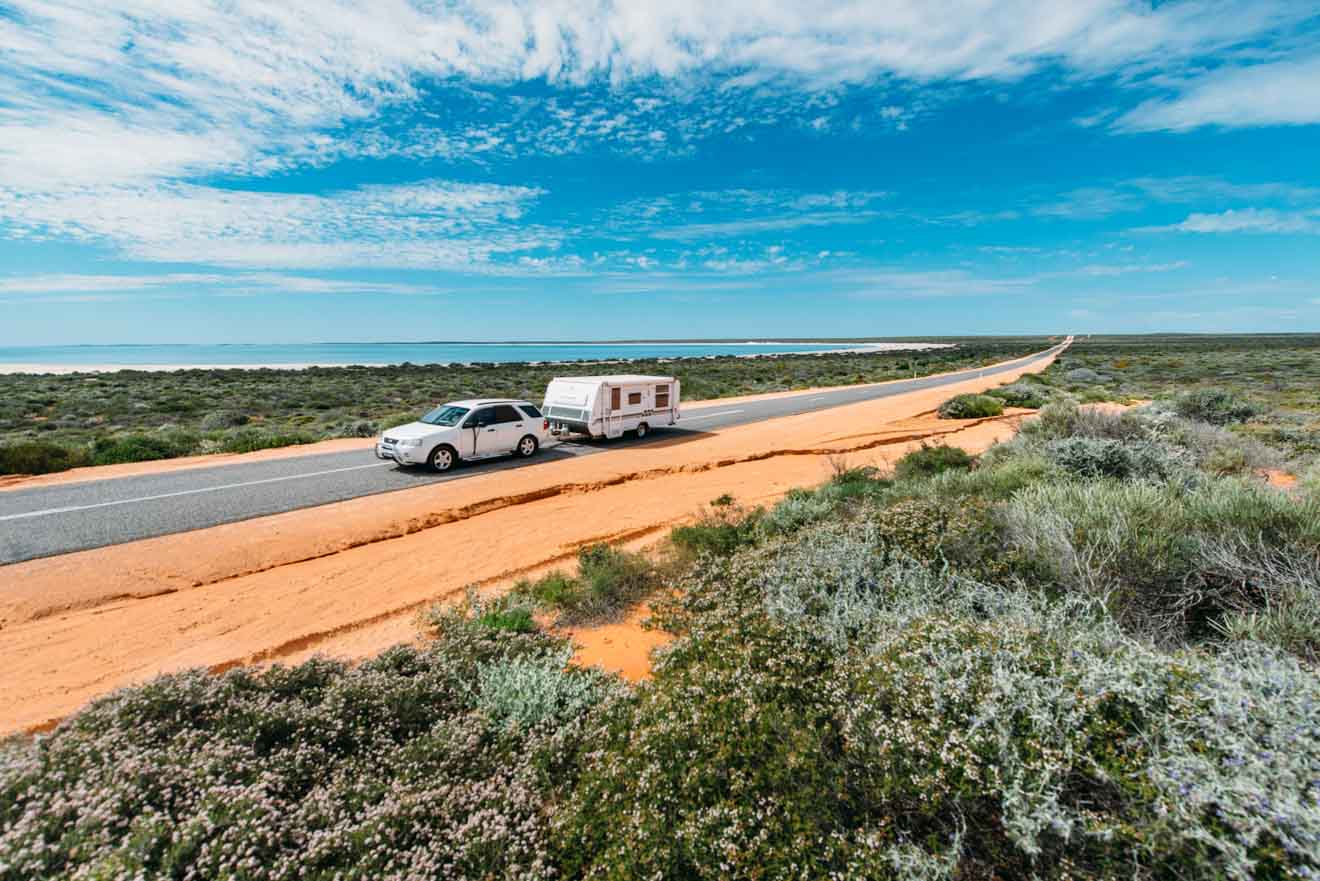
(0, 337), (1047, 474)
(4, 337), (1319, 879)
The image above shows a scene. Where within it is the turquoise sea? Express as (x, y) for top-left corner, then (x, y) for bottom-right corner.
(0, 341), (868, 369)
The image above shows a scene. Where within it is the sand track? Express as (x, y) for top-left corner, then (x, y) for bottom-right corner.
(0, 351), (1058, 734)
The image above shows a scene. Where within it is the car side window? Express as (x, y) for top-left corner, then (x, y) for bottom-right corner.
(465, 408), (493, 427)
(518, 403), (542, 418)
(492, 405), (522, 424)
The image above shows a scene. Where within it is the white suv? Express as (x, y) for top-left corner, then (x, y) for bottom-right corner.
(376, 399), (548, 472)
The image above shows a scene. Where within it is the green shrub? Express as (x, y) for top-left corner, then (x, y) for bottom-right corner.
(0, 441), (89, 475)
(519, 544), (656, 622)
(1172, 388), (1259, 425)
(937, 393), (1004, 419)
(218, 429), (315, 454)
(0, 626), (608, 881)
(559, 522), (1320, 881)
(198, 410), (248, 431)
(985, 382), (1047, 408)
(894, 443), (974, 480)
(1041, 436), (1188, 481)
(1002, 478), (1320, 644)
(477, 604), (537, 633)
(474, 647), (621, 731)
(759, 489), (835, 536)
(91, 432), (199, 465)
(671, 506), (764, 558)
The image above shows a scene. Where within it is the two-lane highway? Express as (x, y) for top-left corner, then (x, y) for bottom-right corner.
(0, 342), (1067, 564)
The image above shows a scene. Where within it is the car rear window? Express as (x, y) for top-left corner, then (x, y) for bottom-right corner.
(518, 403), (542, 418)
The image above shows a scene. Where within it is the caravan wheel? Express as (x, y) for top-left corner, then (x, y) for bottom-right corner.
(635, 422), (650, 439)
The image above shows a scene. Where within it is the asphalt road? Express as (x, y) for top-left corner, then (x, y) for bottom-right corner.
(0, 342), (1068, 564)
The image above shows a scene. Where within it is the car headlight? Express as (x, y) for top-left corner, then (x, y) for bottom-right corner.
(398, 438), (423, 448)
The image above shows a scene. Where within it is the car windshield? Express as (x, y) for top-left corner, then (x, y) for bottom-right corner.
(419, 404), (469, 426)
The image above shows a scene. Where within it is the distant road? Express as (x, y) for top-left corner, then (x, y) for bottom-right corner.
(0, 341), (1069, 564)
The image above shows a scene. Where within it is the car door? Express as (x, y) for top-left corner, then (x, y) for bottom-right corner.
(461, 407), (494, 457)
(489, 404), (526, 453)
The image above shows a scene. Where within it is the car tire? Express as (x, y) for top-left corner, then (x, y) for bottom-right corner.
(429, 444), (457, 473)
(635, 422), (650, 439)
(516, 435), (539, 458)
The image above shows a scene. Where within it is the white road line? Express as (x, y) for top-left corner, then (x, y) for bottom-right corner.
(681, 409), (745, 421)
(0, 461), (394, 522)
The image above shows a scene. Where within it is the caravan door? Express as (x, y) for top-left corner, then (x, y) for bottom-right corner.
(605, 386), (624, 438)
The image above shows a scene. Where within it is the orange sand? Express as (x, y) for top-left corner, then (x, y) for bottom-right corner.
(563, 604), (673, 682)
(0, 347), (1060, 733)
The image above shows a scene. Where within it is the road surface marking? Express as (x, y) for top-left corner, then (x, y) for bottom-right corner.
(0, 461), (394, 522)
(681, 409), (745, 421)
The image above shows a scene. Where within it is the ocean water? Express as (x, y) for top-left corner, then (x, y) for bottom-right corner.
(0, 341), (879, 369)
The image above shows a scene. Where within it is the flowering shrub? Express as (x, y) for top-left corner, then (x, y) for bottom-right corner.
(558, 522), (1320, 880)
(0, 614), (616, 881)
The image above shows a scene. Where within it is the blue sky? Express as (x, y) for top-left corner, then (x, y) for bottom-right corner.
(1, 1), (1318, 344)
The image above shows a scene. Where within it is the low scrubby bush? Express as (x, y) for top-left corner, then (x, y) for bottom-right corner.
(217, 428), (315, 454)
(985, 382), (1048, 408)
(0, 440), (88, 475)
(759, 488), (835, 536)
(475, 647), (622, 731)
(1172, 388), (1259, 425)
(518, 543), (656, 621)
(90, 431), (199, 465)
(894, 443), (974, 480)
(937, 393), (1004, 419)
(559, 522), (1320, 881)
(671, 504), (764, 558)
(1002, 477), (1320, 644)
(198, 409), (248, 431)
(0, 612), (615, 881)
(1041, 436), (1188, 481)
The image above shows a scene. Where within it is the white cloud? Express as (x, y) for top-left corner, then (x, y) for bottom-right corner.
(0, 180), (556, 270)
(1073, 261), (1188, 277)
(0, 272), (436, 296)
(1115, 55), (1320, 132)
(0, 0), (1308, 192)
(1139, 208), (1320, 234)
(651, 211), (880, 240)
(841, 268), (1038, 298)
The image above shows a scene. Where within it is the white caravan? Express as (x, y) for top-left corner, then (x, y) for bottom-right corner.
(543, 375), (680, 440)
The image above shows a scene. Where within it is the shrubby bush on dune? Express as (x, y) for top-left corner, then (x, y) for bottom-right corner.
(985, 381), (1049, 408)
(562, 524), (1320, 880)
(0, 608), (624, 881)
(1173, 388), (1260, 426)
(937, 392), (1004, 419)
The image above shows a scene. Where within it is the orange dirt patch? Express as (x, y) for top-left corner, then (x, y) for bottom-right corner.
(0, 348), (1061, 734)
(1263, 468), (1298, 489)
(562, 603), (673, 682)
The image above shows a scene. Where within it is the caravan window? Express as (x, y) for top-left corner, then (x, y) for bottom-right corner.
(655, 385), (670, 408)
(628, 392), (642, 405)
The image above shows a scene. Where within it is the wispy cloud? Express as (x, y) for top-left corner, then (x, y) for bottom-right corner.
(1115, 55), (1320, 132)
(1136, 208), (1320, 235)
(0, 272), (437, 297)
(0, 181), (556, 270)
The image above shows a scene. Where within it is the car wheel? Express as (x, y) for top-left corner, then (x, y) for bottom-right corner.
(429, 444), (457, 472)
(516, 435), (539, 458)
(635, 422), (650, 439)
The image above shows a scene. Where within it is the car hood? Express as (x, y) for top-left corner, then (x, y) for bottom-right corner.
(382, 421), (455, 441)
